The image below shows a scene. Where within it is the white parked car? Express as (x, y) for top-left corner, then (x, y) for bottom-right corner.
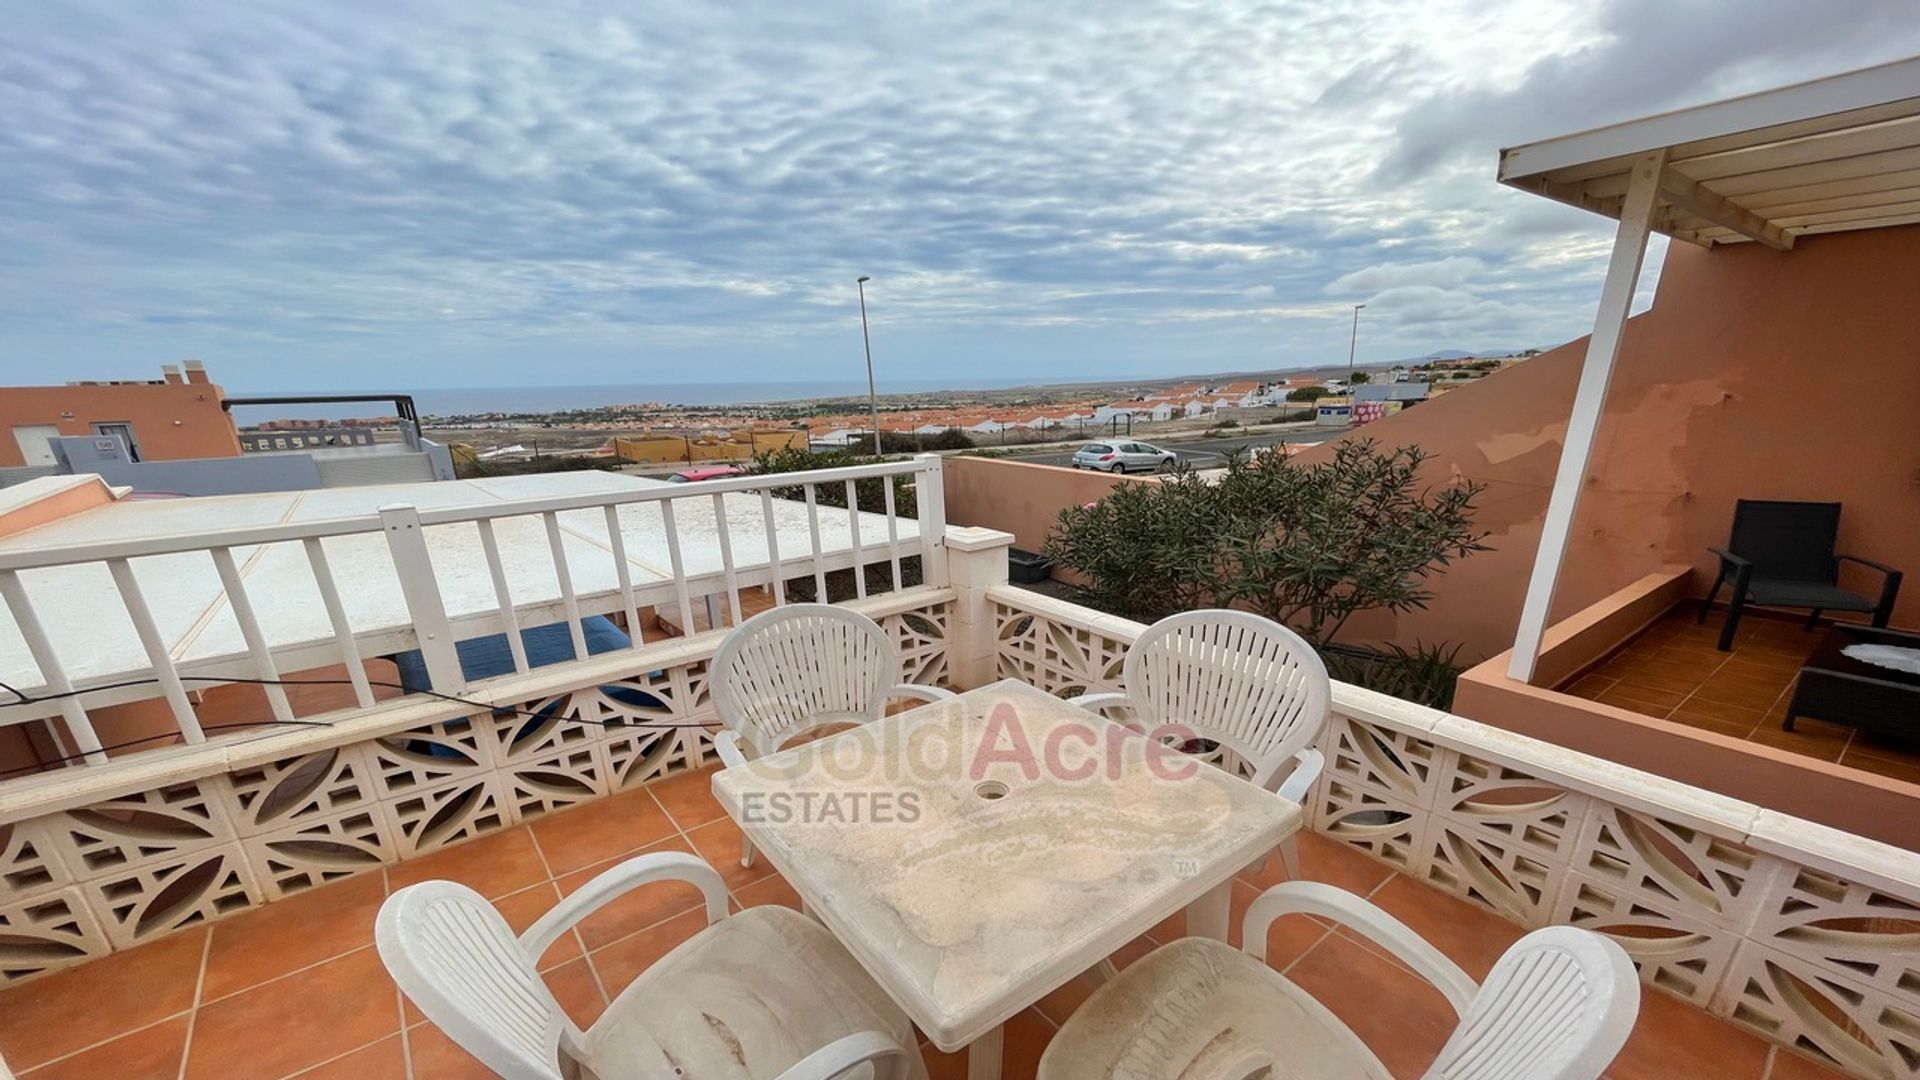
(1072, 441), (1178, 473)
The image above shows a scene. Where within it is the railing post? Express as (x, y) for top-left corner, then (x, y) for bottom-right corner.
(913, 454), (949, 587)
(943, 526), (1013, 690)
(379, 504), (463, 694)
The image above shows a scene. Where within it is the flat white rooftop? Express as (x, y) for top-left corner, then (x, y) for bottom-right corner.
(0, 470), (920, 704)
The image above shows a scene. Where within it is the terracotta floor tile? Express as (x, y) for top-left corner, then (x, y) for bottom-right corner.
(491, 882), (581, 970)
(1738, 647), (1819, 668)
(1032, 966), (1104, 1027)
(1608, 668), (1701, 694)
(1634, 654), (1722, 678)
(185, 947), (400, 1080)
(647, 762), (728, 830)
(202, 871), (387, 1002)
(1144, 906), (1185, 943)
(1352, 876), (1524, 981)
(1565, 674), (1615, 699)
(1655, 638), (1735, 660)
(1722, 648), (1808, 670)
(920, 1007), (1053, 1080)
(1665, 710), (1761, 739)
(1773, 714), (1852, 737)
(1604, 986), (1769, 1080)
(19, 1016), (188, 1080)
(1700, 669), (1795, 696)
(1837, 750), (1920, 786)
(384, 825), (548, 899)
(1842, 730), (1920, 763)
(1244, 903), (1330, 971)
(1604, 682), (1692, 710)
(1595, 689), (1672, 718)
(554, 836), (701, 950)
(733, 871), (805, 911)
(684, 815), (779, 892)
(286, 1034), (407, 1079)
(0, 926), (205, 1070)
(1717, 661), (1798, 686)
(1238, 831), (1395, 895)
(1746, 722), (1850, 762)
(1284, 932), (1456, 1078)
(589, 905), (710, 989)
(1105, 932), (1163, 970)
(546, 956), (608, 1029)
(402, 1022), (499, 1080)
(1674, 697), (1771, 725)
(1765, 1046), (1854, 1079)
(527, 786), (677, 875)
(922, 1040), (966, 1080)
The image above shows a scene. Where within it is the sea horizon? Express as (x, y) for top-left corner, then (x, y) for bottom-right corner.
(223, 375), (1119, 421)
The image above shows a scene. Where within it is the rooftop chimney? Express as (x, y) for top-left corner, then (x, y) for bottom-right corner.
(183, 359), (210, 385)
(162, 364), (184, 385)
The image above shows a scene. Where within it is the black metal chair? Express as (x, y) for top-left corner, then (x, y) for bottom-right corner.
(1699, 500), (1903, 651)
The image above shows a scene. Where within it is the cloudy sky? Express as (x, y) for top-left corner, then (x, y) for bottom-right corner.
(4, 1), (1918, 395)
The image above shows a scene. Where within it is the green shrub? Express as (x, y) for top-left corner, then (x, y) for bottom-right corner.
(1042, 440), (1487, 706)
(1322, 641), (1465, 710)
(745, 445), (917, 517)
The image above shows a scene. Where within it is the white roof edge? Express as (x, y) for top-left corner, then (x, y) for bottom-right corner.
(1499, 54), (1920, 182)
(0, 474), (118, 522)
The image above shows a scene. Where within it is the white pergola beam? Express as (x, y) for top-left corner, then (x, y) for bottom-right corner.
(1656, 171), (1794, 250)
(1497, 56), (1920, 181)
(1508, 151), (1667, 684)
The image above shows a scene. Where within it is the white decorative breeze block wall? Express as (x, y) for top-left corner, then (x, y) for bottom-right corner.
(988, 585), (1920, 1080)
(0, 590), (953, 987)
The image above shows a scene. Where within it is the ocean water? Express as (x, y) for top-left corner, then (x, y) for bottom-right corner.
(226, 377), (1038, 421)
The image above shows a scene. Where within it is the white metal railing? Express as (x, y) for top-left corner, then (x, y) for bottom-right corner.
(0, 583), (959, 982)
(0, 456), (945, 766)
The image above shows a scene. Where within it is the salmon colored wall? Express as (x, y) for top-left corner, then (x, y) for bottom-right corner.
(942, 455), (1154, 557)
(1297, 224), (1920, 662)
(0, 372), (240, 466)
(0, 476), (119, 540)
(1455, 658), (1920, 850)
(1527, 568), (1693, 691)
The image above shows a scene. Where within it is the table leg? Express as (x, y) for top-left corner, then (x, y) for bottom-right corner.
(966, 1024), (1004, 1080)
(1186, 879), (1233, 942)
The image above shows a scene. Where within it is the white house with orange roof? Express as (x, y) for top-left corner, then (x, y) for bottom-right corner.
(1177, 396), (1214, 418)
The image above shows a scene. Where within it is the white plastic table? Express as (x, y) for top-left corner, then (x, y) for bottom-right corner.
(713, 678), (1302, 1079)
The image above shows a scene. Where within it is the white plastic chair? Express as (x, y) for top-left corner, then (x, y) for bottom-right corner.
(1078, 609), (1330, 877)
(376, 851), (927, 1080)
(711, 604), (954, 867)
(1038, 881), (1640, 1080)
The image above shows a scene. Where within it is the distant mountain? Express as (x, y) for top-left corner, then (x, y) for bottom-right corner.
(1400, 348), (1526, 363)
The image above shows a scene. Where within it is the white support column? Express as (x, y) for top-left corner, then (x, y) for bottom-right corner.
(944, 526), (1013, 690)
(913, 454), (949, 587)
(1508, 150), (1666, 683)
(379, 504), (464, 694)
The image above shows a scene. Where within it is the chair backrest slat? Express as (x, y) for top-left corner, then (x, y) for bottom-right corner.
(376, 882), (572, 1080)
(1121, 610), (1330, 790)
(1729, 499), (1842, 583)
(712, 604), (902, 754)
(1425, 927), (1638, 1080)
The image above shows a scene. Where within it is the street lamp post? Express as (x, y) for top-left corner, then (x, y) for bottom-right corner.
(856, 276), (881, 456)
(1346, 303), (1367, 391)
